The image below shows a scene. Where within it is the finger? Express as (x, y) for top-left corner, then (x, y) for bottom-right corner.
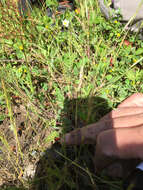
(118, 93), (143, 107)
(102, 107), (143, 120)
(61, 112), (143, 145)
(94, 126), (143, 171)
(103, 112), (143, 129)
(101, 93), (143, 120)
(61, 93), (143, 145)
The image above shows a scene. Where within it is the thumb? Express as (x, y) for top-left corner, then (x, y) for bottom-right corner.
(60, 122), (103, 145)
(94, 126), (143, 172)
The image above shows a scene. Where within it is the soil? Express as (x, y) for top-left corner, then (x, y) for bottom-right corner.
(0, 96), (114, 189)
(0, 101), (52, 188)
(0, 101), (98, 190)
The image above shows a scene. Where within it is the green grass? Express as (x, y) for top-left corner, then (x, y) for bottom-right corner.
(0, 0), (143, 189)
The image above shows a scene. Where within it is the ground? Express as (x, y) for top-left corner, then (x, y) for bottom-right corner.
(0, 0), (143, 189)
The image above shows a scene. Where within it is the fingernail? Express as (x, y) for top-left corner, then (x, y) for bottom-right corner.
(60, 133), (70, 144)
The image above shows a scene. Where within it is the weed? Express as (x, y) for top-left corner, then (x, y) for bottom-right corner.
(0, 0), (143, 189)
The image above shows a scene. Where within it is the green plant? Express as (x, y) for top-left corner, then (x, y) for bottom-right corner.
(0, 0), (143, 189)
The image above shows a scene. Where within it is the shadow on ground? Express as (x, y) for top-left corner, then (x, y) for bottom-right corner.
(32, 96), (112, 190)
(0, 96), (112, 190)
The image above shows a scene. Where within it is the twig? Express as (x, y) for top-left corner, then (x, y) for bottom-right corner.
(0, 59), (32, 63)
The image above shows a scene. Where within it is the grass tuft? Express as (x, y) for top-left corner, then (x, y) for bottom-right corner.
(0, 0), (143, 189)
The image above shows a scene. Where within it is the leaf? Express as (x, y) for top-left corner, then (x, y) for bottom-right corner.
(126, 70), (136, 81)
(45, 131), (59, 143)
(106, 74), (112, 81)
(16, 50), (25, 59)
(4, 39), (13, 45)
(36, 25), (45, 32)
(135, 48), (143, 55)
(0, 114), (5, 121)
(46, 0), (58, 7)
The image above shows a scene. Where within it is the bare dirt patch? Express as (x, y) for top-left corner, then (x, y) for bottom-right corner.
(0, 102), (51, 189)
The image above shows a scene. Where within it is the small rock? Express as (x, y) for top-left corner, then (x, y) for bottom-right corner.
(23, 164), (36, 180)
(31, 150), (37, 157)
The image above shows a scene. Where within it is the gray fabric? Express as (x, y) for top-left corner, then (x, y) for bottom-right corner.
(114, 0), (143, 21)
(99, 0), (143, 20)
(98, 0), (143, 33)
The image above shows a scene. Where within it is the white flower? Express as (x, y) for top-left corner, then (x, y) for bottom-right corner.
(62, 19), (69, 27)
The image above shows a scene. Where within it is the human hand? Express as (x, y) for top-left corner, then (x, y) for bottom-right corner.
(61, 93), (143, 176)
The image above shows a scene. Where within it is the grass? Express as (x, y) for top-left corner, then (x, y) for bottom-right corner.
(0, 0), (143, 189)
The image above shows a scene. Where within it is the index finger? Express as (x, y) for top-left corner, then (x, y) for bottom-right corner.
(94, 125), (143, 171)
(61, 93), (143, 145)
(61, 111), (143, 145)
(61, 122), (101, 145)
(118, 93), (143, 107)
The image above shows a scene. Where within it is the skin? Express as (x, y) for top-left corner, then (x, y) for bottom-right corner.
(61, 93), (143, 177)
